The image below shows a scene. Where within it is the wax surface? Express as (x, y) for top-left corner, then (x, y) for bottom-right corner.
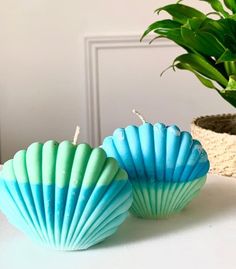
(130, 176), (206, 218)
(102, 123), (209, 182)
(102, 123), (209, 219)
(0, 141), (132, 250)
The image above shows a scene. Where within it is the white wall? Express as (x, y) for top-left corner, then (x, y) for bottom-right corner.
(0, 0), (234, 161)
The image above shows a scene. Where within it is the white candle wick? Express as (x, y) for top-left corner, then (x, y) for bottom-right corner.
(73, 126), (80, 145)
(132, 109), (146, 124)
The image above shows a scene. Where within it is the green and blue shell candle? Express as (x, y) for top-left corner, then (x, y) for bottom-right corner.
(0, 126), (133, 250)
(102, 110), (210, 219)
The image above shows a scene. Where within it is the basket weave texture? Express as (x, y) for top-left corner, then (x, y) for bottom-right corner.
(191, 114), (236, 178)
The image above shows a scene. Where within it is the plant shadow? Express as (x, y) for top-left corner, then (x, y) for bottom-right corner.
(94, 175), (236, 249)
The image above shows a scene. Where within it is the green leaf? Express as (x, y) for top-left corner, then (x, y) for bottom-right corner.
(201, 19), (226, 43)
(201, 19), (236, 52)
(174, 53), (228, 87)
(141, 20), (181, 41)
(176, 62), (220, 90)
(156, 4), (206, 24)
(181, 26), (225, 59)
(141, 0), (236, 108)
(200, 0), (230, 17)
(231, 13), (236, 19)
(141, 19), (195, 52)
(219, 75), (236, 107)
(223, 0), (236, 13)
(218, 19), (236, 52)
(217, 49), (236, 63)
(184, 17), (206, 31)
(153, 28), (191, 50)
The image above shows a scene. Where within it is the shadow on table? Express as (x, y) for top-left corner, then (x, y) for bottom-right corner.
(94, 176), (236, 249)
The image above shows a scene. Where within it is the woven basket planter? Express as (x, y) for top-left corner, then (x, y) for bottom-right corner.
(191, 114), (236, 178)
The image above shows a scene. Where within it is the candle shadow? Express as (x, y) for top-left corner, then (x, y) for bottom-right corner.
(93, 176), (236, 249)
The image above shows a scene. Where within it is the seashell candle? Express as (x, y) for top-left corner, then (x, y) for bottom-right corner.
(0, 127), (132, 250)
(102, 111), (210, 219)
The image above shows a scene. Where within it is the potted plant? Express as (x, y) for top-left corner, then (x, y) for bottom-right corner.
(141, 0), (236, 177)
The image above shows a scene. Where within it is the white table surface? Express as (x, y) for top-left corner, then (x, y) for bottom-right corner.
(1, 174), (236, 269)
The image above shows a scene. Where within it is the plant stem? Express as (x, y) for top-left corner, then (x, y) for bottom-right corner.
(224, 61), (236, 76)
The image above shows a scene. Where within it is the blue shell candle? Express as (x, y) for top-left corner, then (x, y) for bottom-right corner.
(102, 111), (210, 219)
(0, 127), (132, 250)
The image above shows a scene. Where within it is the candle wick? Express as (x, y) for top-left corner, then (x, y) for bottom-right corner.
(132, 109), (146, 124)
(73, 126), (80, 145)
